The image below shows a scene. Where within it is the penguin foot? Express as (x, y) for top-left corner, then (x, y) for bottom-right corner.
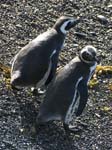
(31, 87), (46, 96)
(37, 88), (46, 94)
(11, 84), (22, 91)
(63, 123), (82, 134)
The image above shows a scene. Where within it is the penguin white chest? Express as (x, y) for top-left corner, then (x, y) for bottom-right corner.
(65, 77), (83, 124)
(87, 62), (97, 84)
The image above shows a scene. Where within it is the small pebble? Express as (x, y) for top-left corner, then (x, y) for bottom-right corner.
(95, 113), (101, 118)
(107, 5), (112, 8)
(74, 44), (79, 47)
(90, 32), (97, 36)
(75, 32), (87, 38)
(16, 24), (22, 28)
(19, 128), (24, 132)
(97, 15), (108, 24)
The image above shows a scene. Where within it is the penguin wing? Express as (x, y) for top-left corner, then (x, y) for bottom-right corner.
(45, 50), (59, 86)
(11, 44), (50, 85)
(75, 80), (88, 116)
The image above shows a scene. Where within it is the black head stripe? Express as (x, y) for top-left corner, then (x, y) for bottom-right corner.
(65, 21), (73, 30)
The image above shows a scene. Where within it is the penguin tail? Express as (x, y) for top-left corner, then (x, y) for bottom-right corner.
(36, 113), (51, 125)
(10, 72), (23, 90)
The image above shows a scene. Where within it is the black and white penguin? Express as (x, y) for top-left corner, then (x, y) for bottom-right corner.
(36, 45), (99, 133)
(10, 16), (80, 92)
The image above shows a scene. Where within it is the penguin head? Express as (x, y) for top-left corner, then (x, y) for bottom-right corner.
(53, 16), (80, 35)
(79, 45), (98, 64)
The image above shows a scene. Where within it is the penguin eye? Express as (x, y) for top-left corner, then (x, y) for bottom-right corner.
(65, 21), (72, 30)
(85, 52), (90, 57)
(92, 51), (96, 57)
(82, 52), (92, 61)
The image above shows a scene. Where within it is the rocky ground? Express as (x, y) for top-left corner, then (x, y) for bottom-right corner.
(0, 0), (112, 150)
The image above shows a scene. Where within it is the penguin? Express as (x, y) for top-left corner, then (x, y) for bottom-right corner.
(36, 45), (99, 133)
(10, 16), (80, 93)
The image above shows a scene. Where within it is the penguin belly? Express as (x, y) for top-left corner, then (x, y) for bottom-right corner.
(64, 90), (80, 124)
(64, 77), (83, 125)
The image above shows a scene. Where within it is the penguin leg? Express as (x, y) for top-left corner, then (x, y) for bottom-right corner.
(29, 122), (47, 138)
(30, 121), (45, 137)
(63, 123), (82, 134)
(30, 116), (50, 136)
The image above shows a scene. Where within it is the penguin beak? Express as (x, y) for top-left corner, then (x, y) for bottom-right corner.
(71, 17), (81, 27)
(65, 18), (81, 30)
(75, 17), (82, 24)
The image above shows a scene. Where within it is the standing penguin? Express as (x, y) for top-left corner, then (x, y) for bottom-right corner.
(11, 16), (80, 92)
(36, 45), (99, 133)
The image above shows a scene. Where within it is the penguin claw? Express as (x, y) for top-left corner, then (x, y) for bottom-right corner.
(31, 87), (46, 96)
(37, 88), (46, 94)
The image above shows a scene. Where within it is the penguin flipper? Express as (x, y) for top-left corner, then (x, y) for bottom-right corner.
(45, 51), (59, 86)
(76, 81), (88, 116)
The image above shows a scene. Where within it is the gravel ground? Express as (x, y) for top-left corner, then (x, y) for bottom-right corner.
(0, 0), (112, 150)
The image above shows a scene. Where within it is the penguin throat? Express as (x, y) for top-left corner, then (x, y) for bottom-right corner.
(87, 62), (97, 84)
(60, 21), (70, 34)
